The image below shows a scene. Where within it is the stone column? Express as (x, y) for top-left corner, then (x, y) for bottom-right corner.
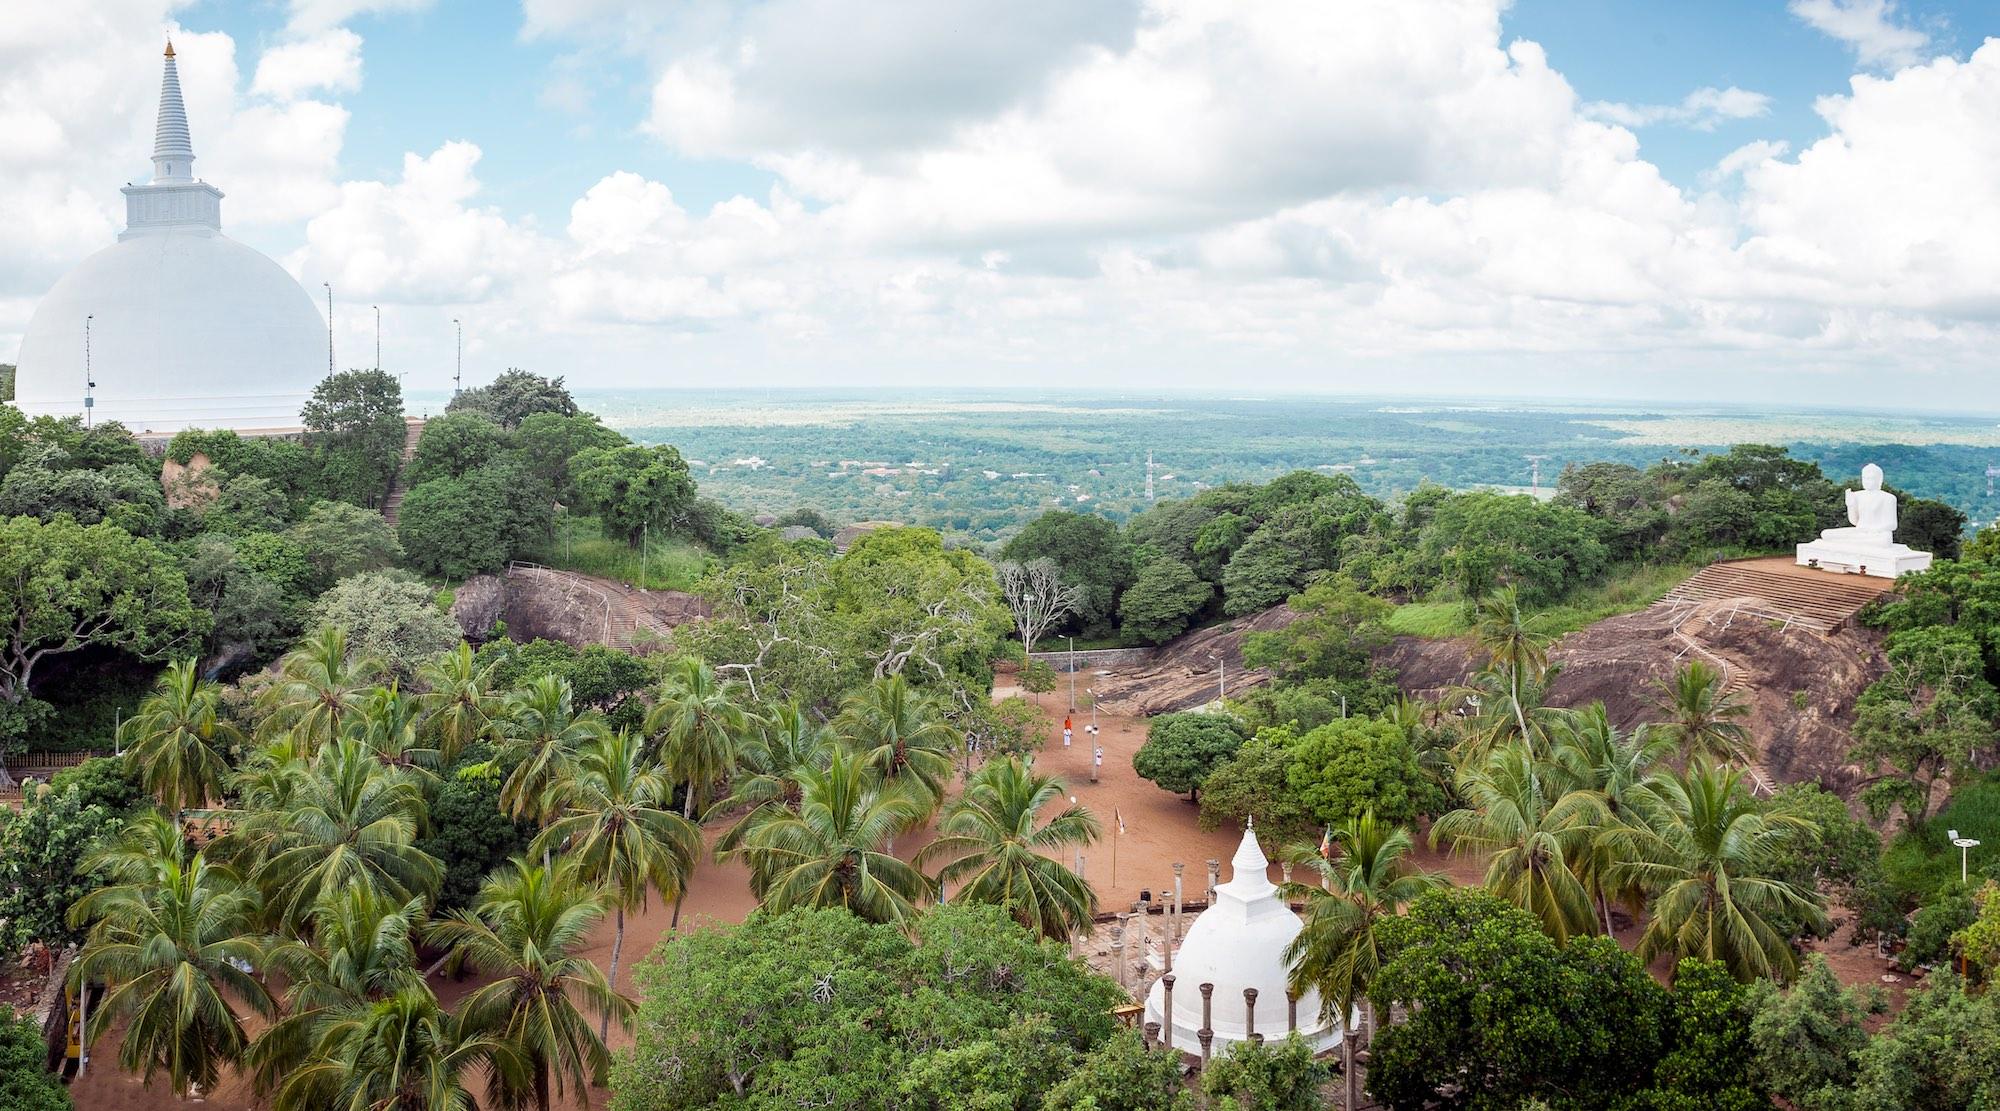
(1243, 987), (1258, 1042)
(1144, 1020), (1160, 1049)
(1286, 990), (1298, 1035)
(1172, 862), (1185, 939)
(1161, 973), (1176, 1052)
(1281, 860), (1293, 885)
(1206, 858), (1220, 904)
(1198, 982), (1215, 1067)
(1110, 922), (1126, 988)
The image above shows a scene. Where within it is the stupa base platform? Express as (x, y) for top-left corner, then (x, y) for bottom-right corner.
(1795, 541), (1931, 579)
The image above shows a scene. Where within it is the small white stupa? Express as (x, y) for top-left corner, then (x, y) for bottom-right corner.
(1144, 825), (1348, 1055)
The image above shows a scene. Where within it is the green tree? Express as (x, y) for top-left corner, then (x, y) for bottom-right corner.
(1133, 711), (1248, 801)
(1849, 625), (1999, 824)
(0, 1013), (70, 1111)
(1200, 1034), (1329, 1111)
(1283, 810), (1446, 1110)
(396, 474), (513, 580)
(406, 410), (506, 485)
(70, 850), (275, 1099)
(1042, 1028), (1189, 1110)
(645, 657), (754, 818)
(0, 515), (203, 780)
(571, 443), (696, 546)
(1117, 557), (1211, 644)
(837, 674), (958, 810)
(271, 984), (518, 1111)
(918, 756), (1101, 940)
(1242, 579), (1392, 682)
(310, 571), (461, 676)
(1847, 971), (2000, 1110)
(1366, 887), (1667, 1111)
(1747, 953), (1878, 1110)
(255, 625), (384, 751)
(233, 737), (443, 929)
(734, 746), (932, 923)
(180, 535), (292, 663)
(1431, 742), (1599, 942)
(1640, 959), (1765, 1111)
(1285, 715), (1442, 828)
(712, 703), (830, 854)
(513, 412), (624, 502)
(119, 658), (240, 814)
(0, 783), (120, 956)
(495, 676), (608, 825)
(418, 642), (503, 767)
(1605, 760), (1826, 982)
(286, 499), (403, 592)
(1650, 661), (1752, 764)
(429, 860), (630, 1111)
(302, 369), (406, 506)
(417, 749), (534, 913)
(1197, 728), (1317, 841)
(1000, 510), (1134, 636)
(532, 729), (701, 1034)
(610, 904), (1124, 1111)
(446, 368), (579, 429)
(1020, 657), (1059, 702)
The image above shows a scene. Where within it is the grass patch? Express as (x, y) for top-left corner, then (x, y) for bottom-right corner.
(1385, 560), (1700, 641)
(523, 515), (710, 592)
(1882, 773), (2000, 902)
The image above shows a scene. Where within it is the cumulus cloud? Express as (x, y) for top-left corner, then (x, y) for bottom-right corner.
(1788, 0), (1930, 69)
(284, 0), (432, 34)
(251, 28), (363, 100)
(1585, 86), (1773, 131)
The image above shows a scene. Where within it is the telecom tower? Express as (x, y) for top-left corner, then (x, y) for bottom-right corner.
(1526, 454), (1550, 495)
(1145, 450), (1156, 501)
(1987, 463), (1998, 497)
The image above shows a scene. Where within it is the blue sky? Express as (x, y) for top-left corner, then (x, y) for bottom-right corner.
(7, 1), (2000, 404)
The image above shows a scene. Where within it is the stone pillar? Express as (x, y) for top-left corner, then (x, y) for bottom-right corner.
(1172, 862), (1185, 935)
(1144, 1020), (1160, 1048)
(1206, 858), (1220, 904)
(1163, 890), (1175, 972)
(1244, 987), (1258, 1042)
(1287, 990), (1298, 1035)
(1281, 860), (1293, 885)
(1161, 973), (1176, 1052)
(1198, 981), (1215, 1067)
(1110, 922), (1126, 988)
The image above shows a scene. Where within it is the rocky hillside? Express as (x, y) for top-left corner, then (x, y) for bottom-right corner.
(1384, 598), (1887, 797)
(1089, 605), (1300, 716)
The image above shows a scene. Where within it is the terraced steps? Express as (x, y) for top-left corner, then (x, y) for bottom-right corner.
(381, 417), (426, 528)
(1654, 558), (1893, 634)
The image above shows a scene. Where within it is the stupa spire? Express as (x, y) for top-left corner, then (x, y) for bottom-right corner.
(152, 39), (195, 183)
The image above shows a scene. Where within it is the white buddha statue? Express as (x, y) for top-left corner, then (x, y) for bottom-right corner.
(1796, 463), (1932, 578)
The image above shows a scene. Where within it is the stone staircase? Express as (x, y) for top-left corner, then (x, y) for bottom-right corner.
(381, 417), (426, 527)
(1653, 558), (1893, 634)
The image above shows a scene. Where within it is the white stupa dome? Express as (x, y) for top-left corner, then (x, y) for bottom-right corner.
(13, 42), (325, 433)
(1145, 825), (1348, 1055)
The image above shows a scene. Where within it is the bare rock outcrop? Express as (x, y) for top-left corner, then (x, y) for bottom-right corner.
(450, 574), (506, 642)
(500, 566), (710, 650)
(1091, 605), (1301, 716)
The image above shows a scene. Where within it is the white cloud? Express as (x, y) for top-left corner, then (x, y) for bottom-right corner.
(251, 28), (363, 101)
(283, 0), (432, 34)
(1704, 139), (1791, 187)
(1585, 85), (1773, 130)
(1788, 0), (1930, 69)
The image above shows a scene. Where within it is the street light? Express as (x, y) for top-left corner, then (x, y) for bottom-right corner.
(373, 304), (381, 373)
(322, 282), (334, 377)
(1207, 652), (1225, 703)
(452, 317), (463, 395)
(1950, 829), (1983, 884)
(1066, 635), (1077, 710)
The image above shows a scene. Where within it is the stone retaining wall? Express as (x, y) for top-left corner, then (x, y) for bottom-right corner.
(1027, 647), (1156, 672)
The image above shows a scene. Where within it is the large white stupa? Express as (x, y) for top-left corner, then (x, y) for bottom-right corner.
(14, 43), (327, 432)
(1145, 826), (1348, 1056)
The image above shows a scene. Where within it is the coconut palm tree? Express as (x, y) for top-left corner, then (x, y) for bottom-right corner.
(346, 682), (441, 781)
(495, 675), (608, 825)
(644, 657), (754, 819)
(917, 756), (1101, 940)
(1603, 759), (1827, 982)
(837, 674), (958, 808)
(257, 626), (384, 750)
(1283, 810), (1446, 1111)
(1545, 703), (1673, 933)
(1430, 741), (1599, 942)
(68, 849), (274, 1099)
(531, 729), (701, 1037)
(119, 658), (240, 815)
(1650, 660), (1753, 764)
(714, 702), (832, 854)
(1470, 587), (1555, 748)
(428, 860), (630, 1111)
(733, 746), (932, 923)
(418, 642), (503, 767)
(271, 984), (520, 1111)
(250, 887), (427, 1095)
(240, 737), (442, 930)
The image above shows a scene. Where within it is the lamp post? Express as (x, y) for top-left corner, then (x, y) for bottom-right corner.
(452, 317), (463, 395)
(373, 304), (381, 373)
(1066, 635), (1077, 710)
(1950, 829), (1983, 884)
(323, 282), (334, 377)
(1208, 652), (1225, 702)
(83, 314), (95, 427)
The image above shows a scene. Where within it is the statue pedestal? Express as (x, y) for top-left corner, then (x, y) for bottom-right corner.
(1796, 539), (1931, 579)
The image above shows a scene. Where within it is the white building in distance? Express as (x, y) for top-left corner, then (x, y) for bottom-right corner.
(14, 42), (327, 433)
